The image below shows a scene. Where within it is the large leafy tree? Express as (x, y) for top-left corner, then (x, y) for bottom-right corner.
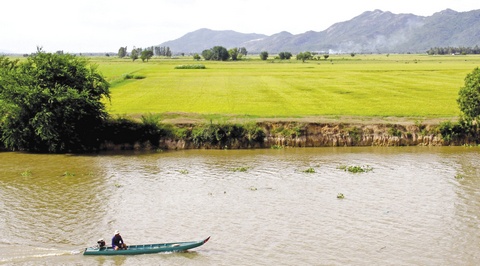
(228, 47), (240, 61)
(0, 50), (110, 152)
(259, 51), (268, 60)
(211, 46), (229, 61)
(130, 48), (139, 61)
(141, 49), (154, 62)
(458, 67), (480, 123)
(296, 51), (312, 62)
(278, 52), (292, 60)
(202, 46), (229, 61)
(239, 47), (248, 57)
(201, 49), (213, 60)
(118, 46), (127, 58)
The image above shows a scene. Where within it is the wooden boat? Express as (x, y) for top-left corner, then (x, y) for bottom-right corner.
(83, 236), (210, 256)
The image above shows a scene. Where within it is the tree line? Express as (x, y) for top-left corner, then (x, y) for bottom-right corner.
(198, 46), (348, 62)
(118, 46), (172, 62)
(427, 46), (480, 55)
(117, 44), (357, 63)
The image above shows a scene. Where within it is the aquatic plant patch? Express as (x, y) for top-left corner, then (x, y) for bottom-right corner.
(337, 165), (373, 173)
(303, 167), (316, 173)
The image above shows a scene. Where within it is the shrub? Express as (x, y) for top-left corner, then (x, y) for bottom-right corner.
(244, 123), (266, 143)
(388, 127), (402, 137)
(438, 121), (462, 142)
(174, 64), (206, 69)
(272, 125), (302, 138)
(123, 74), (145, 79)
(191, 123), (265, 147)
(347, 127), (362, 142)
(100, 116), (172, 147)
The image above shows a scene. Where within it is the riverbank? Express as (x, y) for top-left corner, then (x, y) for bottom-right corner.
(1, 117), (472, 153)
(101, 118), (469, 151)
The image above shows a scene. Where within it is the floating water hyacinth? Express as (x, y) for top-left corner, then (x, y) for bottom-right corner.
(21, 170), (32, 177)
(63, 171), (75, 177)
(337, 165), (373, 173)
(233, 167), (249, 172)
(303, 167), (316, 173)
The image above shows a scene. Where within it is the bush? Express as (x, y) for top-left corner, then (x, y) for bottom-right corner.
(438, 119), (478, 143)
(0, 51), (110, 153)
(388, 127), (402, 137)
(458, 67), (480, 122)
(191, 123), (265, 147)
(260, 51), (269, 60)
(123, 74), (145, 79)
(174, 64), (206, 69)
(100, 116), (172, 148)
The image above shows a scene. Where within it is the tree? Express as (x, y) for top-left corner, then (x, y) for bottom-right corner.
(211, 46), (229, 61)
(278, 52), (292, 60)
(323, 54), (330, 60)
(202, 46), (229, 61)
(202, 49), (213, 60)
(154, 46), (171, 56)
(131, 47), (139, 61)
(118, 46), (127, 58)
(458, 67), (480, 123)
(229, 47), (240, 61)
(240, 47), (248, 57)
(259, 51), (268, 60)
(193, 53), (201, 61)
(350, 52), (356, 57)
(165, 47), (172, 57)
(0, 51), (110, 152)
(140, 49), (154, 62)
(296, 51), (312, 62)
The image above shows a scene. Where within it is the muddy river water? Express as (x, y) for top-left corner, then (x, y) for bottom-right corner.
(0, 147), (479, 265)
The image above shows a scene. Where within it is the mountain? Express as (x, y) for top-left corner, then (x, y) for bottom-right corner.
(157, 9), (480, 54)
(401, 9), (480, 52)
(158, 28), (267, 53)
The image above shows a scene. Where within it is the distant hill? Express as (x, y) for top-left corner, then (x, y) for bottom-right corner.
(157, 9), (480, 54)
(158, 28), (267, 54)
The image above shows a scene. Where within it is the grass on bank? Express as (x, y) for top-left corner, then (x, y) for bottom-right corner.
(92, 54), (480, 122)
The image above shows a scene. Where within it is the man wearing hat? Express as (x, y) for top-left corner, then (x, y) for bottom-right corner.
(112, 230), (127, 250)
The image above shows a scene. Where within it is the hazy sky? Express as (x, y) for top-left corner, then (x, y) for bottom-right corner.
(1, 0), (478, 54)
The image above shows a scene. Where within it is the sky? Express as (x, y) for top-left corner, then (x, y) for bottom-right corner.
(1, 0), (478, 54)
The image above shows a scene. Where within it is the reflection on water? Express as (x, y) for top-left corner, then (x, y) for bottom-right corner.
(0, 147), (479, 265)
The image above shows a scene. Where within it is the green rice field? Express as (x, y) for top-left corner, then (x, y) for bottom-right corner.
(93, 54), (480, 122)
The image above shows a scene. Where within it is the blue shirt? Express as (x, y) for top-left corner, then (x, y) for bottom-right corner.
(112, 234), (124, 247)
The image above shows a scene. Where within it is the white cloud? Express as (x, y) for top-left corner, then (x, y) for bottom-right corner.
(1, 0), (478, 53)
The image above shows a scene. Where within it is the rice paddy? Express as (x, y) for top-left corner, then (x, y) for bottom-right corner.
(92, 54), (480, 122)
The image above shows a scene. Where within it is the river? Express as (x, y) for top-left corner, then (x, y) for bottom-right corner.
(0, 147), (479, 265)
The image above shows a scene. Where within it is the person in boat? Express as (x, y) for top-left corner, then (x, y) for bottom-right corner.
(112, 230), (127, 250)
(97, 238), (106, 248)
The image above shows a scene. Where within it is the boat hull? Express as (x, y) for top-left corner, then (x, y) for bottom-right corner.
(83, 236), (210, 256)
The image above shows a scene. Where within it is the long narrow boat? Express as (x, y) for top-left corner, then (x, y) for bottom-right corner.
(83, 236), (210, 256)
